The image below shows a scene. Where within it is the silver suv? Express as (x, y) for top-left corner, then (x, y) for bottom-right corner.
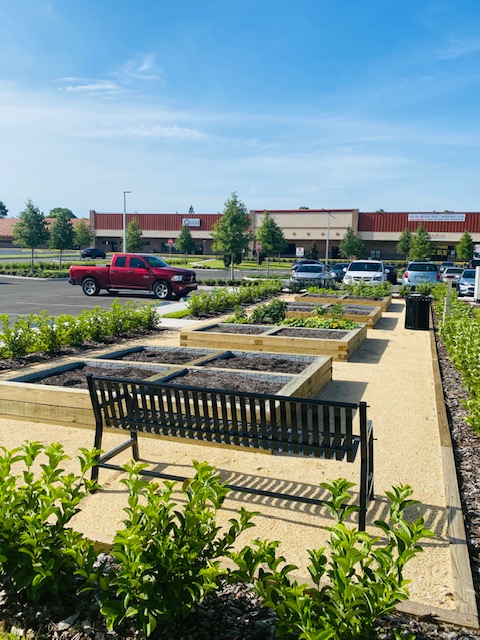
(402, 262), (440, 287)
(342, 260), (388, 285)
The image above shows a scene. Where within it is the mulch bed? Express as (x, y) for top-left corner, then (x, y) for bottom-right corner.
(0, 327), (167, 372)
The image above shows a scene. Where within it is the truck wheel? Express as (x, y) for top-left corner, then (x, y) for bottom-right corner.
(82, 277), (100, 296)
(153, 281), (172, 299)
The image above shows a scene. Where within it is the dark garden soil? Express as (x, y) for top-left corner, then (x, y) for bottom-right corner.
(113, 348), (210, 364)
(27, 365), (165, 389)
(274, 327), (349, 338)
(1, 314), (480, 638)
(202, 324), (269, 334)
(25, 365), (286, 394)
(204, 353), (308, 374)
(168, 369), (285, 394)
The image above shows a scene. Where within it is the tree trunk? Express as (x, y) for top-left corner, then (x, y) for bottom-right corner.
(59, 250), (63, 269)
(230, 256), (235, 281)
(30, 247), (34, 271)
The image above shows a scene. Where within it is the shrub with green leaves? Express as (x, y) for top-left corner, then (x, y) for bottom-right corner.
(94, 461), (257, 637)
(250, 298), (287, 324)
(0, 314), (37, 357)
(230, 479), (433, 640)
(187, 280), (283, 317)
(0, 442), (99, 603)
(343, 281), (392, 298)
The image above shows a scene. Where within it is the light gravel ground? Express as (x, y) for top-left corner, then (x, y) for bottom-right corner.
(0, 299), (455, 611)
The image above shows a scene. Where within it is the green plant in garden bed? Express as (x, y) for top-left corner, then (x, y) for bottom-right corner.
(343, 281), (392, 298)
(90, 461), (256, 637)
(281, 316), (359, 330)
(433, 284), (480, 432)
(230, 479), (433, 640)
(0, 442), (99, 603)
(187, 280), (283, 317)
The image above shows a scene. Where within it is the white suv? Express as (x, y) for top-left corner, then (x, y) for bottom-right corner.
(342, 260), (388, 285)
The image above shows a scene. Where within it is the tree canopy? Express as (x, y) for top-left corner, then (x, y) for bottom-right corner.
(48, 207), (76, 219)
(409, 225), (433, 261)
(126, 218), (143, 252)
(0, 201), (8, 218)
(339, 227), (367, 260)
(48, 210), (75, 267)
(211, 192), (252, 279)
(13, 200), (50, 269)
(255, 211), (285, 274)
(175, 225), (196, 262)
(74, 219), (94, 249)
(456, 230), (474, 262)
(396, 228), (412, 260)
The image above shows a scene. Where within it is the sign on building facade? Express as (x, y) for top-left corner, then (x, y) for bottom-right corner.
(182, 218), (201, 227)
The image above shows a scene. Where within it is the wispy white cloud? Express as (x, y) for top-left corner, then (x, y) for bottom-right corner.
(127, 124), (209, 141)
(437, 36), (480, 60)
(113, 53), (162, 82)
(63, 81), (121, 95)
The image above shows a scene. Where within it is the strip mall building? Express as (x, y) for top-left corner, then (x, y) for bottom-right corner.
(88, 208), (480, 261)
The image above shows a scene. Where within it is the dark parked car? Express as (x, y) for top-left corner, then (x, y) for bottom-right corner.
(80, 247), (106, 259)
(384, 264), (398, 285)
(330, 262), (350, 282)
(291, 259), (324, 271)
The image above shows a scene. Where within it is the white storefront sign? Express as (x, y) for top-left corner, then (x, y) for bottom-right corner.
(407, 213), (465, 222)
(182, 218), (201, 227)
(296, 247), (305, 257)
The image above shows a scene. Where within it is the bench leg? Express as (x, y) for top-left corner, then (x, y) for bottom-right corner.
(91, 420), (103, 485)
(131, 430), (139, 461)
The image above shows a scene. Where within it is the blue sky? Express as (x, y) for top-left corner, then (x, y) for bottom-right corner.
(1, 0), (480, 217)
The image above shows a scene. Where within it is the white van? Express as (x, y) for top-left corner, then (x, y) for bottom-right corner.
(342, 260), (388, 285)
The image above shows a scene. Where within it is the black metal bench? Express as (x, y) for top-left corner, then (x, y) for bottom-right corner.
(87, 374), (374, 530)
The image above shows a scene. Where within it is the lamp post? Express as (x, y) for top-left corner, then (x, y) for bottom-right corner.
(123, 191), (131, 252)
(324, 211), (336, 265)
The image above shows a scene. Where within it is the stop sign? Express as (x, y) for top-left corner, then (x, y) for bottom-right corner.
(167, 238), (174, 245)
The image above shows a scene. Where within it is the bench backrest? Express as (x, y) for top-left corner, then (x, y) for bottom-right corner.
(88, 375), (366, 463)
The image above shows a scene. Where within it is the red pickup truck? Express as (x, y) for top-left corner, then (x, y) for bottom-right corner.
(69, 253), (198, 300)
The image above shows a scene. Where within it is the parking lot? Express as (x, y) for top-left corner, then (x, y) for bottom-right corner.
(0, 277), (190, 324)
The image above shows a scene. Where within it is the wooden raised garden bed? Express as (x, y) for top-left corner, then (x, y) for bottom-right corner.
(286, 302), (382, 328)
(0, 348), (332, 427)
(294, 292), (392, 312)
(180, 320), (367, 361)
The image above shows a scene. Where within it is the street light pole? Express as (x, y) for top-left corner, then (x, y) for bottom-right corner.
(325, 211), (331, 265)
(123, 191), (131, 252)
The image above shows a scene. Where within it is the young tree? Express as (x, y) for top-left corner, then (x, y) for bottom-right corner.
(48, 210), (74, 267)
(211, 192), (252, 279)
(456, 230), (474, 263)
(13, 200), (50, 269)
(255, 211), (285, 275)
(126, 218), (143, 252)
(0, 201), (8, 218)
(409, 225), (432, 261)
(308, 243), (319, 260)
(48, 207), (75, 219)
(396, 227), (412, 261)
(175, 225), (196, 263)
(74, 219), (94, 249)
(339, 226), (367, 260)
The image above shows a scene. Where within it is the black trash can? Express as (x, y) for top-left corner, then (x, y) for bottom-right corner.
(405, 295), (431, 330)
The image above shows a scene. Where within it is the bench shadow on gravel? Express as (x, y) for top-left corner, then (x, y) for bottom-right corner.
(375, 316), (399, 330)
(96, 459), (448, 540)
